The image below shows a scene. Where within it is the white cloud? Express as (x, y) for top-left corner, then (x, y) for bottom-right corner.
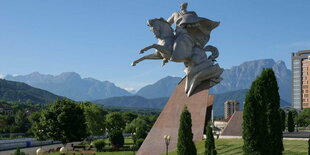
(0, 74), (3, 79)
(124, 88), (136, 94)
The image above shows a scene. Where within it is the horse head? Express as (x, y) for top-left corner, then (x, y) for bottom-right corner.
(147, 18), (174, 39)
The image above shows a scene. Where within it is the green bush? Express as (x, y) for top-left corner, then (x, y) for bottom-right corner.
(93, 139), (105, 151)
(135, 138), (144, 149)
(109, 130), (124, 148)
(11, 148), (27, 155)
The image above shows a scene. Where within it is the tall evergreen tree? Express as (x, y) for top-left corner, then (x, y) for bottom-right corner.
(279, 108), (286, 132)
(287, 111), (295, 133)
(308, 136), (310, 155)
(260, 69), (283, 154)
(242, 77), (268, 155)
(205, 123), (217, 155)
(177, 106), (197, 155)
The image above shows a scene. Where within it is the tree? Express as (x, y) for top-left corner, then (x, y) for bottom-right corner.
(287, 111), (295, 133)
(260, 69), (283, 154)
(205, 123), (216, 155)
(124, 116), (149, 139)
(122, 112), (138, 124)
(279, 108), (286, 132)
(177, 106), (196, 155)
(242, 76), (269, 155)
(109, 129), (124, 148)
(0, 115), (7, 133)
(27, 112), (41, 135)
(308, 136), (310, 155)
(79, 102), (107, 136)
(105, 112), (125, 133)
(14, 110), (29, 133)
(297, 108), (310, 127)
(34, 99), (88, 144)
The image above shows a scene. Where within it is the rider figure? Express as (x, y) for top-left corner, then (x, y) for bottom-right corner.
(167, 2), (197, 27)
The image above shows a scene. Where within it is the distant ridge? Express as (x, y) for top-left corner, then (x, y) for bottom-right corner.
(0, 79), (63, 104)
(93, 96), (168, 109)
(5, 72), (131, 101)
(136, 59), (291, 103)
(135, 76), (182, 99)
(94, 89), (290, 117)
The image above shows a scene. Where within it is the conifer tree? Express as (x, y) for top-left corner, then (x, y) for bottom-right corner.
(205, 123), (217, 155)
(279, 108), (286, 132)
(177, 106), (197, 155)
(287, 111), (295, 132)
(243, 77), (268, 154)
(260, 69), (283, 154)
(308, 136), (310, 155)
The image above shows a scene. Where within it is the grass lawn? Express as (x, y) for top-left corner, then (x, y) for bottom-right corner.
(168, 139), (309, 155)
(46, 137), (134, 155)
(47, 152), (133, 155)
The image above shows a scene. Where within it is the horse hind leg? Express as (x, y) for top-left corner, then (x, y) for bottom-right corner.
(131, 53), (163, 66)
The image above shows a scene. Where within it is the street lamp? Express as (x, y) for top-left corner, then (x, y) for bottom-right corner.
(60, 146), (67, 155)
(131, 132), (136, 155)
(164, 135), (171, 155)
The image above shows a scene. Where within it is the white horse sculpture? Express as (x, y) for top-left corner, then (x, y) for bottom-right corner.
(132, 17), (223, 96)
(131, 18), (218, 67)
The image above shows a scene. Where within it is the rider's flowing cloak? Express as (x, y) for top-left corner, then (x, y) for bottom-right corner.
(179, 13), (220, 48)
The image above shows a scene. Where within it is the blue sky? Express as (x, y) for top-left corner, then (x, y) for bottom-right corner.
(0, 0), (309, 90)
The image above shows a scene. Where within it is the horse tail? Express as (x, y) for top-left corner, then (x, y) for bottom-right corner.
(204, 45), (219, 61)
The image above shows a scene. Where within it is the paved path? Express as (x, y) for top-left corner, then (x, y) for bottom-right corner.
(0, 142), (79, 155)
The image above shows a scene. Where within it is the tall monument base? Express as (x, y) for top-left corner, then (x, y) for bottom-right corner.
(137, 79), (214, 155)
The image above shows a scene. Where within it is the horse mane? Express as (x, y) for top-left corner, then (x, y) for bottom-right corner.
(148, 17), (174, 33)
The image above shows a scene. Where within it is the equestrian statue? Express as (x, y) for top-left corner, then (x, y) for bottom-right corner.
(132, 2), (223, 96)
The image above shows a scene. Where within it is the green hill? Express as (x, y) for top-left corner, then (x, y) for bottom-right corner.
(0, 79), (64, 104)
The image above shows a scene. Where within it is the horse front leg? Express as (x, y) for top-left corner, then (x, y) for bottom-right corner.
(131, 53), (163, 66)
(140, 44), (156, 54)
(140, 44), (172, 57)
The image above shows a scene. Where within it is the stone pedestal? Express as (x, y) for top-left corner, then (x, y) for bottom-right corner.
(137, 79), (214, 155)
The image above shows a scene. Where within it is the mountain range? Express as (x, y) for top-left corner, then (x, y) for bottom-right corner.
(94, 89), (290, 117)
(129, 59), (292, 103)
(5, 72), (131, 101)
(3, 59), (292, 108)
(136, 76), (182, 99)
(210, 59), (291, 103)
(0, 79), (63, 104)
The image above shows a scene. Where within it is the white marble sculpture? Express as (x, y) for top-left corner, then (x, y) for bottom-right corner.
(132, 2), (223, 96)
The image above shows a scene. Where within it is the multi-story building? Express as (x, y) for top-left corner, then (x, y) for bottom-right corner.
(224, 100), (240, 120)
(292, 50), (310, 110)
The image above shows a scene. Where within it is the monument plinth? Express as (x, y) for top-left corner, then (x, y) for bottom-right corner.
(137, 79), (214, 155)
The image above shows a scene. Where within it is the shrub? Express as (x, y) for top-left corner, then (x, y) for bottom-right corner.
(93, 139), (105, 152)
(11, 148), (27, 155)
(109, 130), (124, 148)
